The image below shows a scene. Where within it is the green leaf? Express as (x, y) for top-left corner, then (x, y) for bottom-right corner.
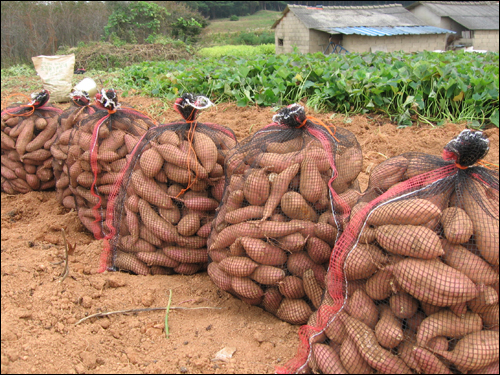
(490, 109), (499, 127)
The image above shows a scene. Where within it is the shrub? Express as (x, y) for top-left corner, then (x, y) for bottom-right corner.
(229, 15), (239, 21)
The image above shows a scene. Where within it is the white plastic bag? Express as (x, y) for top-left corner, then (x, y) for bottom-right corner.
(32, 54), (75, 103)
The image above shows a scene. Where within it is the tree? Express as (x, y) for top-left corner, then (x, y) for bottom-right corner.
(104, 1), (171, 44)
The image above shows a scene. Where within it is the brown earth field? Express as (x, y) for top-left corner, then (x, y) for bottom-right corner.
(1, 91), (499, 374)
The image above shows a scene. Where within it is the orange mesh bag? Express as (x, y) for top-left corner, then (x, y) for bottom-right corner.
(64, 88), (158, 239)
(99, 94), (237, 276)
(207, 104), (363, 324)
(1, 90), (62, 193)
(280, 129), (499, 374)
(52, 90), (99, 207)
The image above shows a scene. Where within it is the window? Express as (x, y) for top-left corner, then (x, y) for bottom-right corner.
(278, 38), (284, 46)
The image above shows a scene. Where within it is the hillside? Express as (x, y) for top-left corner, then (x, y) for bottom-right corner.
(199, 10), (281, 46)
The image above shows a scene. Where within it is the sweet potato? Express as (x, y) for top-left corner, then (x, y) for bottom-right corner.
(462, 179), (499, 266)
(368, 155), (409, 192)
(240, 236), (287, 266)
(389, 292), (418, 319)
(340, 313), (412, 374)
(441, 240), (498, 285)
(139, 148), (164, 178)
(243, 167), (270, 206)
(279, 276), (305, 299)
(276, 232), (307, 252)
(413, 347), (452, 374)
(207, 262), (232, 291)
(416, 310), (483, 347)
(219, 256), (258, 277)
(305, 237), (331, 264)
(249, 265), (285, 285)
(276, 298), (312, 325)
(174, 262), (202, 275)
(280, 191), (318, 222)
(183, 197), (219, 212)
(441, 207), (473, 244)
(208, 249), (229, 263)
(367, 198), (441, 226)
(375, 305), (404, 349)
(262, 163), (300, 221)
(365, 271), (393, 301)
(312, 343), (347, 374)
(177, 213), (200, 237)
(114, 251), (149, 275)
(303, 269), (323, 309)
(225, 206), (264, 224)
(262, 287), (283, 315)
(211, 220), (305, 250)
(313, 222), (338, 246)
(468, 286), (499, 313)
(288, 251), (326, 288)
(1, 131), (15, 150)
(300, 156), (326, 203)
(157, 130), (179, 146)
(231, 276), (264, 300)
(267, 137), (303, 154)
(154, 143), (207, 179)
(346, 289), (379, 329)
(324, 312), (348, 345)
(135, 251), (179, 268)
(376, 224), (443, 259)
(340, 336), (373, 374)
(15, 118), (35, 156)
(162, 247), (208, 264)
(331, 147), (363, 194)
(132, 169), (172, 209)
(138, 198), (179, 243)
(434, 330), (499, 372)
(344, 243), (387, 281)
(389, 258), (479, 306)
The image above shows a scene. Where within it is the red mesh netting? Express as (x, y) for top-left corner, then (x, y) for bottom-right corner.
(207, 104), (363, 324)
(99, 94), (237, 276)
(62, 88), (158, 239)
(1, 90), (63, 193)
(279, 129), (499, 374)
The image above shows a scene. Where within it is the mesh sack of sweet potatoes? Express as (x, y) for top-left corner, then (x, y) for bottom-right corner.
(1, 90), (63, 194)
(206, 104), (363, 325)
(98, 94), (237, 276)
(52, 90), (100, 206)
(62, 88), (158, 239)
(280, 129), (499, 374)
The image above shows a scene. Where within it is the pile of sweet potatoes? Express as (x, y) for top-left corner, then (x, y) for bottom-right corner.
(102, 112), (238, 275)
(58, 90), (157, 237)
(207, 106), (363, 325)
(1, 91), (62, 194)
(52, 93), (98, 207)
(303, 146), (499, 374)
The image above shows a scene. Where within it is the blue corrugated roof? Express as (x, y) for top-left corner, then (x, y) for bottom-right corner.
(329, 26), (455, 36)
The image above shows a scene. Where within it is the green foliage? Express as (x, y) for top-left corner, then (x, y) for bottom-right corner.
(114, 50), (498, 127)
(229, 15), (239, 21)
(1, 64), (36, 78)
(172, 17), (203, 43)
(104, 1), (171, 44)
(197, 44), (275, 58)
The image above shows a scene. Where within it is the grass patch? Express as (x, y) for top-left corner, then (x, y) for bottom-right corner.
(197, 44), (275, 58)
(199, 10), (280, 46)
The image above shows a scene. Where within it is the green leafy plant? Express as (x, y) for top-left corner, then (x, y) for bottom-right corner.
(229, 15), (239, 21)
(104, 1), (170, 44)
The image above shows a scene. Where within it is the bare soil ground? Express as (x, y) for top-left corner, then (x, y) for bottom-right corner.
(1, 93), (498, 374)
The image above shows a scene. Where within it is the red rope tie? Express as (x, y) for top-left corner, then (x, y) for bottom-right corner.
(298, 118), (307, 128)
